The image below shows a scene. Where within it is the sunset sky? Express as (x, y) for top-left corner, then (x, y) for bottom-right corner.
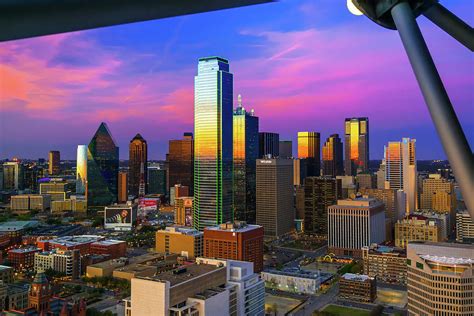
(0, 0), (472, 160)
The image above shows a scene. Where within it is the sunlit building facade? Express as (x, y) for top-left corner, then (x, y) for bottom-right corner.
(385, 138), (417, 213)
(233, 95), (259, 224)
(322, 134), (343, 177)
(48, 151), (60, 175)
(168, 133), (194, 194)
(193, 57), (233, 231)
(87, 122), (119, 207)
(76, 145), (87, 195)
(344, 117), (369, 176)
(129, 134), (147, 197)
(298, 131), (320, 177)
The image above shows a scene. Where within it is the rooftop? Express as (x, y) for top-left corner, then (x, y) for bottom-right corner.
(48, 235), (103, 246)
(162, 226), (203, 236)
(263, 268), (320, 280)
(335, 198), (381, 208)
(205, 222), (262, 233)
(9, 247), (39, 253)
(420, 254), (473, 266)
(137, 263), (224, 287)
(91, 239), (126, 246)
(0, 221), (39, 231)
(341, 273), (374, 282)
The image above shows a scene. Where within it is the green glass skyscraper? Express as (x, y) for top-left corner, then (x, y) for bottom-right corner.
(193, 57), (233, 231)
(87, 122), (119, 208)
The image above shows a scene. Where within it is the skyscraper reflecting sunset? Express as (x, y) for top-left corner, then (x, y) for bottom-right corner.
(297, 132), (320, 176)
(322, 134), (344, 177)
(344, 117), (369, 176)
(193, 57), (233, 231)
(76, 145), (87, 195)
(385, 138), (417, 213)
(233, 94), (259, 224)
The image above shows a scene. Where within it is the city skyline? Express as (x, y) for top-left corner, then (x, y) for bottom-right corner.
(0, 1), (472, 161)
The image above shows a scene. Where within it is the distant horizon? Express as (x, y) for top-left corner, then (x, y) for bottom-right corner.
(1, 1), (472, 161)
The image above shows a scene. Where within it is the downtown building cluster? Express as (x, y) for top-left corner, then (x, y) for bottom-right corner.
(0, 56), (472, 316)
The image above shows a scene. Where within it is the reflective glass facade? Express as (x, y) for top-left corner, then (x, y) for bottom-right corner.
(193, 57), (233, 231)
(168, 133), (194, 194)
(233, 96), (259, 223)
(322, 134), (343, 177)
(129, 133), (147, 197)
(76, 145), (87, 195)
(258, 132), (279, 158)
(87, 122), (119, 207)
(297, 131), (320, 176)
(344, 117), (369, 176)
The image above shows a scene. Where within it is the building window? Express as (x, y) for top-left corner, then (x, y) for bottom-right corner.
(416, 262), (423, 270)
(407, 259), (411, 266)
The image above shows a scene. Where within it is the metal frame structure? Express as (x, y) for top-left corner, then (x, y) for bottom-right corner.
(353, 0), (474, 218)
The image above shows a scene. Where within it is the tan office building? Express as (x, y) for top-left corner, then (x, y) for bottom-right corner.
(256, 158), (294, 238)
(175, 197), (194, 227)
(395, 215), (441, 248)
(407, 242), (474, 316)
(155, 226), (203, 259)
(419, 174), (455, 211)
(339, 273), (377, 303)
(362, 245), (407, 285)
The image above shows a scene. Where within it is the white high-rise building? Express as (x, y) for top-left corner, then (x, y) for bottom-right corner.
(384, 138), (417, 213)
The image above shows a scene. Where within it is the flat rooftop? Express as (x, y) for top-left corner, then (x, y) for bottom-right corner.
(88, 258), (128, 269)
(48, 235), (103, 246)
(341, 273), (374, 282)
(420, 254), (473, 265)
(91, 239), (126, 246)
(205, 222), (262, 233)
(9, 247), (39, 253)
(335, 198), (381, 208)
(263, 268), (320, 280)
(162, 226), (203, 236)
(0, 221), (39, 231)
(137, 263), (224, 287)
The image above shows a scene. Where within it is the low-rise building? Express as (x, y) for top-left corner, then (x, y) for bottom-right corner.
(10, 195), (51, 211)
(261, 268), (320, 294)
(155, 226), (203, 259)
(339, 273), (377, 303)
(51, 196), (87, 213)
(0, 266), (14, 284)
(34, 249), (81, 279)
(362, 245), (407, 285)
(395, 214), (441, 248)
(90, 240), (127, 259)
(204, 222), (264, 272)
(8, 247), (40, 272)
(0, 282), (29, 311)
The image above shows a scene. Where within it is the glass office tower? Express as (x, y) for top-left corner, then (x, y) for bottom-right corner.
(233, 94), (259, 224)
(344, 117), (369, 176)
(76, 145), (87, 195)
(129, 133), (148, 197)
(168, 133), (194, 194)
(322, 134), (344, 177)
(87, 122), (119, 207)
(193, 57), (233, 231)
(298, 131), (320, 176)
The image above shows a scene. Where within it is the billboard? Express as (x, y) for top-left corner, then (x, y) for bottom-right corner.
(184, 198), (193, 227)
(138, 197), (159, 218)
(104, 206), (136, 229)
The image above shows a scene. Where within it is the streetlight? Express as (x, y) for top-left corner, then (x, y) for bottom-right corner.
(348, 0), (474, 218)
